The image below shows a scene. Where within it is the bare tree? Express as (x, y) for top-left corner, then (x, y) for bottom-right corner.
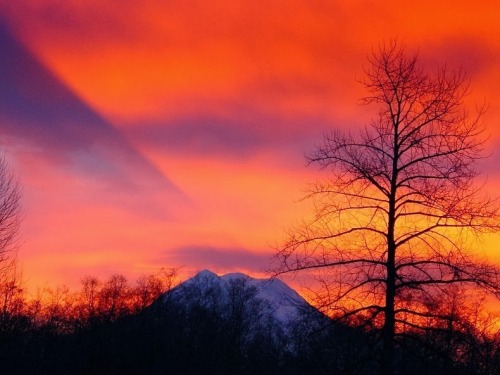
(274, 42), (500, 375)
(78, 276), (100, 327)
(0, 156), (22, 335)
(0, 156), (21, 277)
(132, 267), (178, 312)
(99, 274), (129, 322)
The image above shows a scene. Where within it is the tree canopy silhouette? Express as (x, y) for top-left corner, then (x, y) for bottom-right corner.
(274, 42), (500, 375)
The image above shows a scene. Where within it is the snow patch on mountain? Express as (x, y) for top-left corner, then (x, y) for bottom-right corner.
(164, 269), (312, 326)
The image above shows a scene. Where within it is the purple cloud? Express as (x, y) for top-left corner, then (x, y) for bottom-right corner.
(0, 20), (181, 195)
(164, 245), (272, 273)
(126, 110), (332, 163)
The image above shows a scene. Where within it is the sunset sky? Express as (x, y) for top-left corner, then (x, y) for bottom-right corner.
(0, 0), (499, 290)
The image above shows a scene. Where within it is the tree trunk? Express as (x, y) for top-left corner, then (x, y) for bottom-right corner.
(381, 240), (396, 375)
(382, 128), (398, 375)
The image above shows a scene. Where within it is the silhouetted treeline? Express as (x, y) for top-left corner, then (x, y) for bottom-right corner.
(0, 270), (498, 375)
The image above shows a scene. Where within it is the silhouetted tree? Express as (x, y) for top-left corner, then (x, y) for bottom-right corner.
(0, 156), (20, 273)
(274, 42), (500, 375)
(99, 274), (129, 322)
(34, 285), (74, 334)
(77, 275), (101, 328)
(0, 267), (26, 337)
(0, 156), (22, 338)
(131, 267), (177, 312)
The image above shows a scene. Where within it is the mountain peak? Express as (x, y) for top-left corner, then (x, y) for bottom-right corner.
(165, 269), (313, 328)
(194, 269), (219, 279)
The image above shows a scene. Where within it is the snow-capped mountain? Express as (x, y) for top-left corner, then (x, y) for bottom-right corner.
(161, 270), (318, 333)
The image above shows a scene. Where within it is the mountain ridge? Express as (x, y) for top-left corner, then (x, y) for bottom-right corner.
(162, 269), (319, 330)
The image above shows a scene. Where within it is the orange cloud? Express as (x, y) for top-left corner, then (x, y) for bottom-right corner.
(1, 0), (499, 292)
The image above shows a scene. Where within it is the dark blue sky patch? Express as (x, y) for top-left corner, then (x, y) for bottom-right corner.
(0, 20), (181, 195)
